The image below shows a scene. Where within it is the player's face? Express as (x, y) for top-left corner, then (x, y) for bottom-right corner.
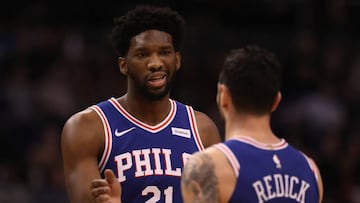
(120, 29), (181, 100)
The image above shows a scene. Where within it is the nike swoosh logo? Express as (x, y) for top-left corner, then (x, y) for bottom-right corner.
(115, 127), (136, 137)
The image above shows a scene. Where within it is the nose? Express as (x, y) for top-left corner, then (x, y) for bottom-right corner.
(147, 54), (163, 70)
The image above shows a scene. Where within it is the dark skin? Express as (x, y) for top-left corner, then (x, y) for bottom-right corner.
(61, 29), (221, 203)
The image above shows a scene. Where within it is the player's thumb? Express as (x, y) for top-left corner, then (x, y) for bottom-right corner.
(104, 169), (121, 197)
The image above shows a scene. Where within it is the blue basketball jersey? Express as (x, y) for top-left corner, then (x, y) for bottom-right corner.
(215, 137), (320, 203)
(90, 97), (204, 203)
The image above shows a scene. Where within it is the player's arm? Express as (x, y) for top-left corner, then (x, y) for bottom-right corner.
(181, 151), (220, 203)
(61, 108), (105, 203)
(182, 147), (237, 203)
(194, 111), (221, 148)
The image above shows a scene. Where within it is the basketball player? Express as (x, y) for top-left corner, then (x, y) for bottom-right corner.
(61, 5), (221, 203)
(181, 45), (324, 203)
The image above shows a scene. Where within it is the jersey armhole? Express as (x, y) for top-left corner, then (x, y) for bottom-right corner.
(186, 105), (205, 151)
(302, 153), (319, 181)
(213, 143), (240, 177)
(89, 105), (112, 173)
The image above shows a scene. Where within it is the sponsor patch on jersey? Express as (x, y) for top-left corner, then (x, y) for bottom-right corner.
(171, 127), (191, 138)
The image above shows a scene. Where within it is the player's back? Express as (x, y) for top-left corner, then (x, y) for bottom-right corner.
(215, 136), (320, 203)
(91, 97), (204, 203)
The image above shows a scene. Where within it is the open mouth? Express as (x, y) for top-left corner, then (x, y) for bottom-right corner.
(148, 74), (166, 88)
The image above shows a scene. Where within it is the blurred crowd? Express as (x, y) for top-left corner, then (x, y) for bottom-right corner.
(1, 0), (360, 202)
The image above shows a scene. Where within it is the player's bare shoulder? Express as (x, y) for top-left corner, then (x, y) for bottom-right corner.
(182, 147), (236, 203)
(61, 107), (105, 158)
(181, 150), (219, 203)
(193, 111), (221, 148)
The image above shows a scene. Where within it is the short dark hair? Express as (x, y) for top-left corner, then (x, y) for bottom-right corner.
(218, 45), (282, 115)
(111, 5), (186, 56)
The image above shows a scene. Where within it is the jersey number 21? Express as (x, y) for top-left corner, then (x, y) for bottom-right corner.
(142, 186), (173, 203)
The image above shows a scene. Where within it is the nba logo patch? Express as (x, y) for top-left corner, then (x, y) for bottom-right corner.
(171, 127), (191, 138)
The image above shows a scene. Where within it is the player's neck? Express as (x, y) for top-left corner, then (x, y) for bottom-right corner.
(117, 94), (171, 125)
(224, 114), (280, 144)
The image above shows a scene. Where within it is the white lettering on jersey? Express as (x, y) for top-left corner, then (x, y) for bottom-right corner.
(163, 149), (181, 176)
(133, 149), (153, 177)
(152, 148), (163, 175)
(114, 148), (185, 182)
(252, 174), (310, 203)
(273, 174), (284, 197)
(114, 152), (132, 182)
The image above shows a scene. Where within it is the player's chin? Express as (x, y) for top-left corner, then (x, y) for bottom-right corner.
(146, 87), (170, 100)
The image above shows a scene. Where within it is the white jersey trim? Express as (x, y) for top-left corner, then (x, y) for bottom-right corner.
(302, 152), (319, 182)
(109, 97), (177, 133)
(231, 136), (288, 150)
(186, 105), (204, 151)
(90, 105), (112, 173)
(214, 143), (240, 177)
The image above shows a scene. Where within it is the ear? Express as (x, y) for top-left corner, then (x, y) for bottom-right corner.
(217, 83), (231, 110)
(118, 57), (127, 75)
(271, 91), (282, 112)
(175, 52), (181, 71)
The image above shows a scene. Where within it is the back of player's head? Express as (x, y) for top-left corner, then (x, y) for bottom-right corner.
(111, 5), (186, 56)
(218, 45), (282, 115)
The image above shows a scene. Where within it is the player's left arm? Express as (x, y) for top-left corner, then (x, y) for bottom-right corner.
(181, 151), (219, 203)
(194, 111), (221, 148)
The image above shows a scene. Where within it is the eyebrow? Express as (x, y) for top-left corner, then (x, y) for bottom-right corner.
(133, 45), (174, 52)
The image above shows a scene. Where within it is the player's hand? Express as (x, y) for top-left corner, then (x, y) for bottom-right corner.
(91, 169), (122, 203)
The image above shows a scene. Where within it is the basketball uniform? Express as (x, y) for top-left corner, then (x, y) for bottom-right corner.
(214, 137), (320, 203)
(90, 97), (204, 203)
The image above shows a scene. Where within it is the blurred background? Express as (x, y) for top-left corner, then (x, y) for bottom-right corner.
(0, 0), (359, 202)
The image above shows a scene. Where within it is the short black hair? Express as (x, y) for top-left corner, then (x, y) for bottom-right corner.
(218, 45), (282, 115)
(111, 5), (186, 56)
